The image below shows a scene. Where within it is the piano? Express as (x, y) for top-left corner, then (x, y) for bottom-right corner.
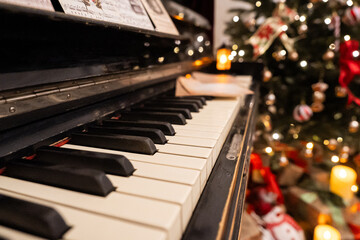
(0, 2), (262, 240)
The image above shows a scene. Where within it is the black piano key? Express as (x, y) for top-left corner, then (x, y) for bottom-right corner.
(87, 125), (167, 144)
(0, 194), (70, 239)
(157, 98), (203, 108)
(172, 96), (207, 105)
(131, 106), (192, 119)
(4, 160), (115, 196)
(145, 102), (199, 112)
(102, 120), (176, 136)
(36, 146), (135, 176)
(70, 132), (157, 155)
(119, 111), (187, 125)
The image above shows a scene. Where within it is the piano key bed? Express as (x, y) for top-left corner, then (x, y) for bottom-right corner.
(0, 96), (248, 240)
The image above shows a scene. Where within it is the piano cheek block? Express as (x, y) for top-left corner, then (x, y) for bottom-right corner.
(4, 161), (115, 197)
(0, 194), (70, 239)
(36, 146), (135, 177)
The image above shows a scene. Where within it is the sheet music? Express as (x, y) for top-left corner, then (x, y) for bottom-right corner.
(0, 0), (55, 11)
(59, 0), (154, 30)
(140, 0), (179, 35)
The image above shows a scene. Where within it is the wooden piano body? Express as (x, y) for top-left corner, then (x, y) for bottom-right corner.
(0, 3), (263, 240)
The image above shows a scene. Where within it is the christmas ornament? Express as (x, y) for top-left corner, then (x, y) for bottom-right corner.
(263, 206), (305, 240)
(312, 82), (329, 92)
(263, 69), (273, 82)
(327, 138), (338, 151)
(268, 105), (277, 114)
(339, 40), (360, 105)
(288, 51), (299, 61)
(311, 102), (324, 112)
(343, 6), (360, 26)
(322, 50), (335, 61)
(313, 91), (326, 102)
(246, 17), (296, 59)
(293, 104), (313, 122)
(349, 118), (359, 133)
(335, 86), (347, 97)
(272, 50), (286, 61)
(272, 2), (298, 23)
(279, 151), (289, 167)
(297, 24), (308, 35)
(260, 114), (272, 132)
(329, 13), (341, 51)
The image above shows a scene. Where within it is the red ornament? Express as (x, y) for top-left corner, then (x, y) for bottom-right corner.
(339, 40), (360, 105)
(293, 104), (313, 122)
(343, 6), (360, 26)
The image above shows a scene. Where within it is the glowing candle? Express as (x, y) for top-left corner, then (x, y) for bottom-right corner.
(216, 45), (231, 70)
(330, 165), (357, 200)
(314, 225), (340, 240)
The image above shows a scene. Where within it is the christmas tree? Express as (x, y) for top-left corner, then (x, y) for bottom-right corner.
(225, 0), (360, 171)
(225, 0), (360, 239)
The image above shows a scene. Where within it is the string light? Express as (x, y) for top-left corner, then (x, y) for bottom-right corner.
(323, 139), (329, 145)
(265, 147), (273, 154)
(353, 50), (360, 58)
(331, 155), (339, 163)
(300, 15), (306, 22)
(228, 55), (234, 60)
(344, 35), (351, 41)
(347, 0), (353, 6)
(323, 0), (328, 2)
(233, 16), (240, 22)
(232, 44), (238, 50)
(187, 49), (194, 56)
(197, 36), (204, 42)
(174, 47), (180, 53)
(198, 47), (204, 53)
(205, 41), (211, 46)
(329, 43), (336, 50)
(158, 57), (164, 63)
(272, 133), (280, 140)
(300, 60), (308, 67)
(231, 50), (237, 56)
(255, 1), (262, 7)
(280, 50), (286, 56)
(351, 185), (359, 193)
(337, 137), (343, 143)
(324, 18), (331, 25)
(307, 3), (313, 9)
(281, 25), (288, 31)
(238, 50), (245, 56)
(306, 142), (314, 149)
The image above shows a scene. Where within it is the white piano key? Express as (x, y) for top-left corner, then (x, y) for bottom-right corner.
(62, 143), (201, 204)
(0, 176), (181, 240)
(63, 144), (208, 185)
(175, 129), (220, 140)
(173, 124), (224, 133)
(108, 175), (193, 230)
(166, 135), (216, 148)
(130, 161), (201, 204)
(156, 144), (212, 160)
(0, 226), (45, 240)
(0, 189), (167, 240)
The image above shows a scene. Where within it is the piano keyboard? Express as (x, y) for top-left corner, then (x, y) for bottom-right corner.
(0, 96), (243, 240)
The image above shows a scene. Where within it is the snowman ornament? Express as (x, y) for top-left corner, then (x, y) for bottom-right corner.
(262, 206), (305, 240)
